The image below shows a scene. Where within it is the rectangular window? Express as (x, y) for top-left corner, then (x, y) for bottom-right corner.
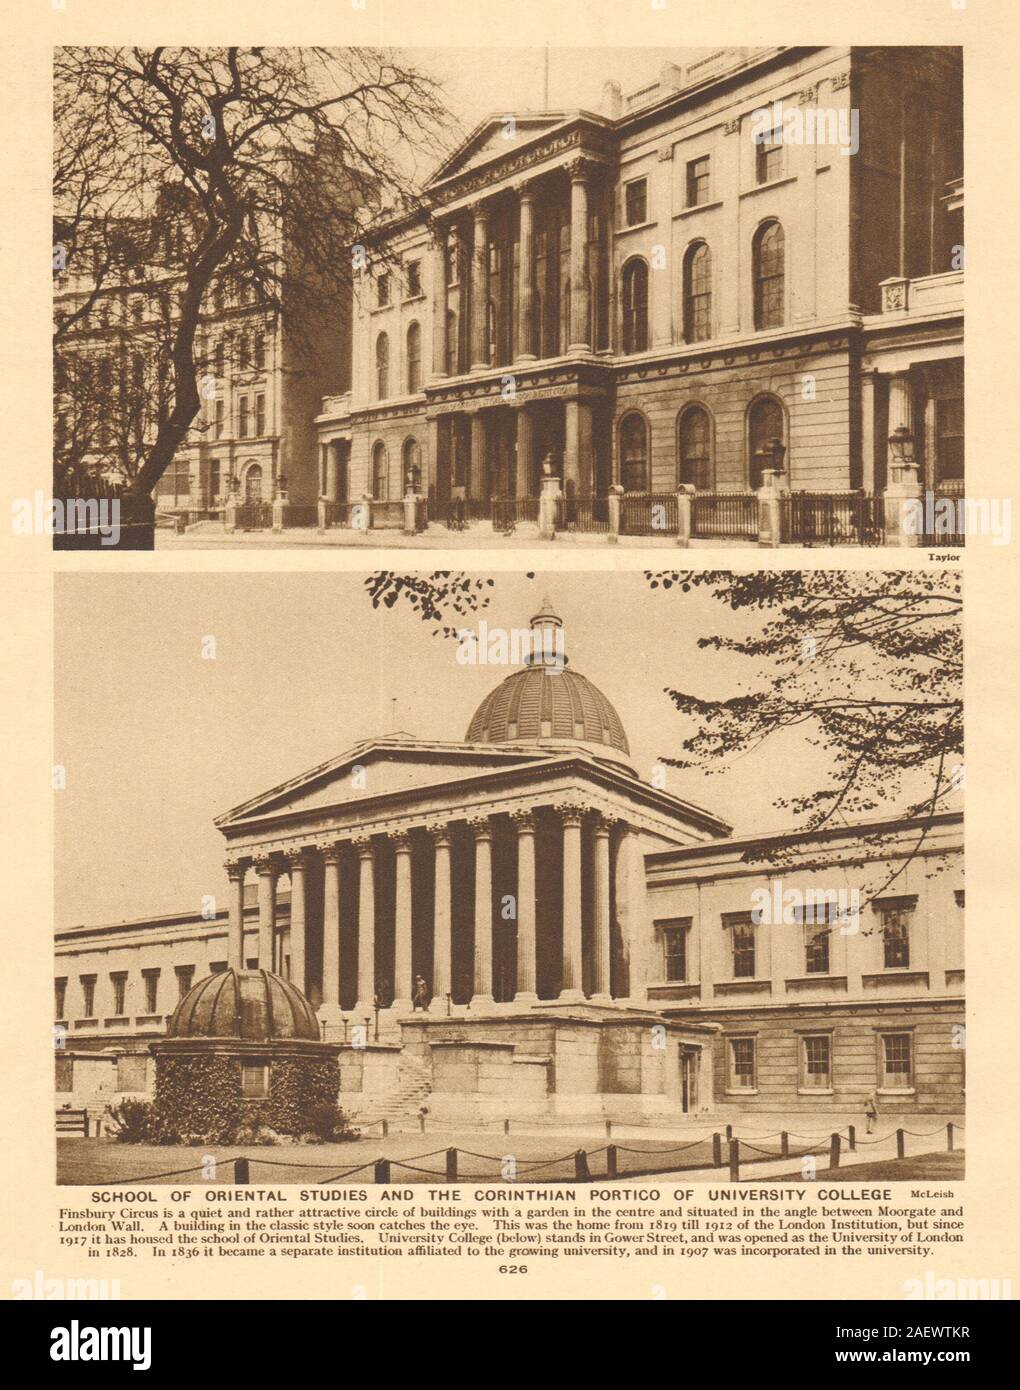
(755, 130), (783, 184)
(660, 921), (690, 982)
(728, 915), (755, 978)
(55, 978), (67, 1019)
(142, 969), (160, 1014)
(805, 926), (830, 975)
(110, 972), (128, 1016)
(624, 177), (648, 227)
(175, 965), (195, 1001)
(877, 899), (914, 969)
(686, 155), (711, 207)
(254, 392), (265, 437)
(210, 961), (228, 974)
(936, 397), (964, 482)
(214, 398), (225, 440)
(79, 975), (96, 1019)
(376, 272), (390, 307)
(238, 395), (249, 439)
(209, 460), (220, 500)
(801, 1034), (831, 1089)
(405, 260), (422, 297)
(240, 1062), (269, 1099)
(254, 332), (266, 371)
(728, 1037), (756, 1090)
(881, 1032), (913, 1089)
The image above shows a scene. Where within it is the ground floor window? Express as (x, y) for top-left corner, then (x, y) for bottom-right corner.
(879, 1031), (913, 1090)
(240, 1061), (270, 1098)
(678, 405), (712, 489)
(728, 1036), (757, 1090)
(801, 1034), (832, 1089)
(619, 412), (648, 492)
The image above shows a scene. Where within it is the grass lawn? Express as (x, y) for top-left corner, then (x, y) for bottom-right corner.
(763, 1150), (964, 1182)
(57, 1130), (724, 1187)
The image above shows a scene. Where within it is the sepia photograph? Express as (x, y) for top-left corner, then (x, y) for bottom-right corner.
(50, 45), (966, 550)
(54, 569), (963, 1187)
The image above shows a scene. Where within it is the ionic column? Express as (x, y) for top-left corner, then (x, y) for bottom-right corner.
(319, 844), (342, 1019)
(432, 231), (449, 379)
(559, 803), (586, 1002)
(512, 810), (538, 1003)
(326, 444), (340, 502)
(470, 204), (490, 370)
(225, 860), (247, 971)
(861, 368), (878, 493)
(354, 837), (376, 1014)
(592, 817), (612, 1002)
(392, 833), (414, 1013)
(429, 826), (453, 1012)
(469, 816), (494, 1008)
(285, 849), (308, 993)
(516, 184), (537, 361)
(254, 856), (277, 971)
(567, 160), (591, 352)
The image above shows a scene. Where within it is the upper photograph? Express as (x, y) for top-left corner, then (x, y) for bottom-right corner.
(51, 45), (964, 550)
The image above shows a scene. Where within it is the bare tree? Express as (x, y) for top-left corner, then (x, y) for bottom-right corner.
(53, 46), (450, 534)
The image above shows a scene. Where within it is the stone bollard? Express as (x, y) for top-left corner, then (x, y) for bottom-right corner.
(883, 461), (923, 547)
(224, 497), (240, 532)
(607, 484), (623, 543)
(353, 493), (373, 534)
(539, 475), (562, 541)
(403, 490), (419, 536)
(756, 469), (786, 548)
(271, 492), (289, 534)
(317, 496), (328, 532)
(675, 484), (694, 547)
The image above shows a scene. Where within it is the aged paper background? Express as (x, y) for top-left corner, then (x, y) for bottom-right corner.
(1, 0), (1018, 1300)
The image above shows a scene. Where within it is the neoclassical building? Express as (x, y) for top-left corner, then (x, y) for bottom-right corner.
(317, 45), (962, 518)
(56, 601), (964, 1123)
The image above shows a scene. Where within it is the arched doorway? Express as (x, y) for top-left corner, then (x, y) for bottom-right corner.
(244, 464), (263, 504)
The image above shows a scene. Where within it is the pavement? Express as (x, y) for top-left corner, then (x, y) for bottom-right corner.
(155, 523), (758, 550)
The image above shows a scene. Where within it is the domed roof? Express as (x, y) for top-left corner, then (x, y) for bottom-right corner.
(465, 598), (630, 761)
(166, 969), (320, 1042)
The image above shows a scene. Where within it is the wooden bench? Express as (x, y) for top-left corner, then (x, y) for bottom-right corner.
(55, 1109), (90, 1136)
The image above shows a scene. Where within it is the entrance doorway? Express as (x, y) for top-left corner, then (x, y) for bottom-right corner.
(244, 464), (263, 504)
(680, 1046), (699, 1115)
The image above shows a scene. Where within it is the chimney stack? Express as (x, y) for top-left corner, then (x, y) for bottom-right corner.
(601, 79), (623, 118)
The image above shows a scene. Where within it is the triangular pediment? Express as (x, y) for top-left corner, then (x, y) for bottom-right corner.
(215, 738), (554, 829)
(430, 113), (576, 185)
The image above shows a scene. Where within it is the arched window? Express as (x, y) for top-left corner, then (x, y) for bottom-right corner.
(748, 395), (786, 488)
(678, 405), (713, 490)
(375, 332), (389, 400)
(683, 242), (712, 343)
(406, 322), (422, 393)
(445, 311), (458, 376)
(753, 221), (785, 330)
(371, 441), (389, 500)
(622, 259), (649, 354)
(402, 437), (422, 492)
(619, 412), (649, 493)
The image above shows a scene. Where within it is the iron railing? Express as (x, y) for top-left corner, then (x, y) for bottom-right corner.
(492, 496), (540, 530)
(284, 504), (319, 528)
(321, 500), (369, 530)
(561, 495), (611, 533)
(918, 481), (966, 547)
(781, 491), (885, 546)
(233, 502), (272, 530)
(620, 493), (679, 536)
(691, 492), (759, 539)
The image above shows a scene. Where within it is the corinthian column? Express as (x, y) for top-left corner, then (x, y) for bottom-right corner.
(319, 844), (342, 1022)
(469, 816), (494, 1008)
(567, 160), (592, 353)
(354, 837), (376, 1015)
(392, 833), (414, 1013)
(470, 204), (490, 370)
(559, 803), (586, 1002)
(432, 230), (449, 380)
(429, 825), (453, 1012)
(254, 856), (277, 972)
(592, 817), (612, 1002)
(285, 849), (308, 994)
(225, 860), (247, 971)
(516, 183), (537, 362)
(512, 810), (538, 1003)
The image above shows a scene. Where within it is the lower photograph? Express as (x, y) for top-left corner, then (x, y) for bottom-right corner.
(53, 567), (964, 1192)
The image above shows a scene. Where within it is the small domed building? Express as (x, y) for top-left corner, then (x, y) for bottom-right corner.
(150, 968), (340, 1140)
